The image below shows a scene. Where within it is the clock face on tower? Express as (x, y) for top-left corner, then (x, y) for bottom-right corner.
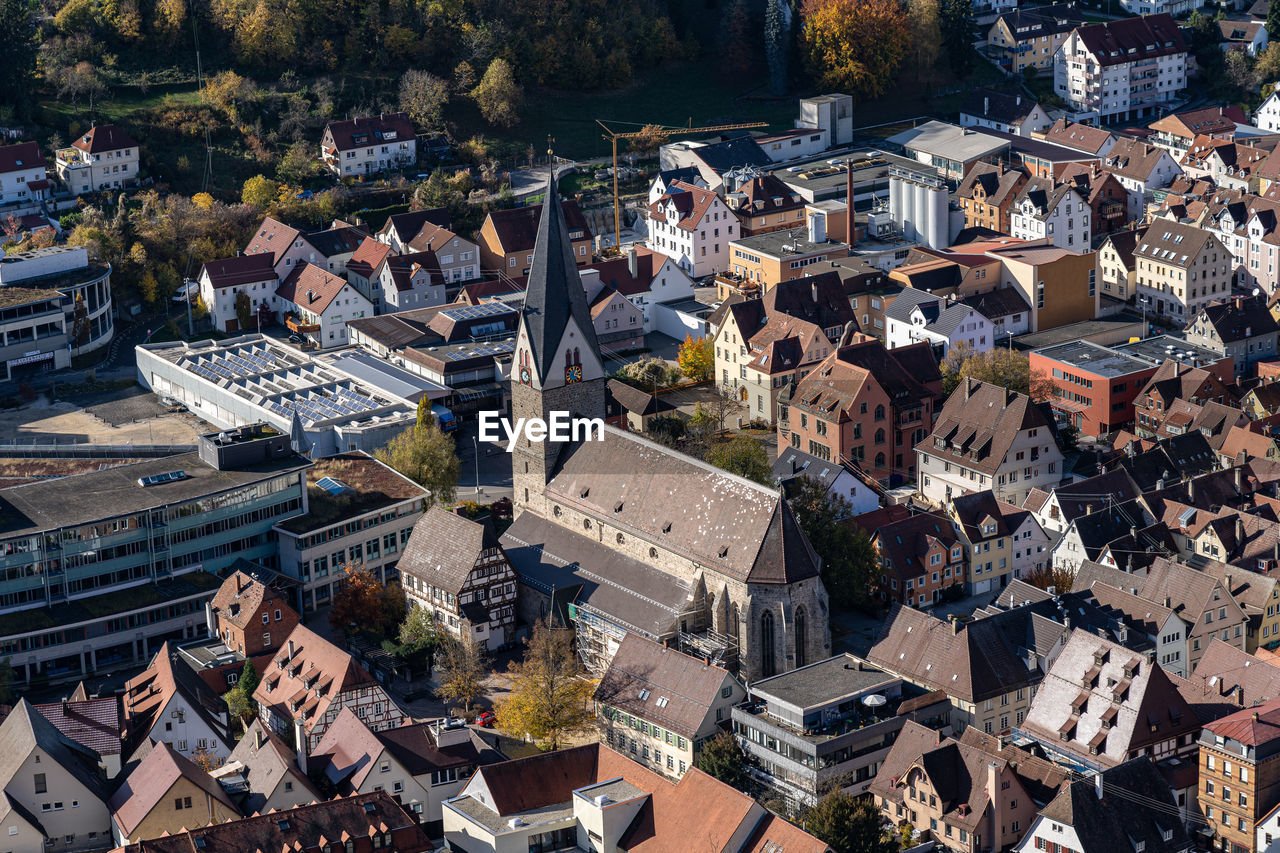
(565, 364), (583, 384)
(519, 366), (531, 385)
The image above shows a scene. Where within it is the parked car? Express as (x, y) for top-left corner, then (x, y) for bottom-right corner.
(474, 710), (496, 728)
(288, 333), (306, 344)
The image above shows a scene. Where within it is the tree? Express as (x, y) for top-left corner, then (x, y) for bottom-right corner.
(677, 335), (714, 382)
(803, 792), (896, 853)
(224, 687), (253, 733)
(1023, 563), (1076, 593)
(1268, 0), (1280, 41)
(1225, 49), (1258, 94)
(720, 0), (758, 77)
(618, 356), (679, 391)
(706, 436), (772, 484)
(695, 732), (749, 790)
(276, 141), (320, 185)
(789, 477), (879, 610)
(800, 0), (910, 99)
(764, 0), (791, 96)
(471, 58), (522, 128)
(437, 636), (488, 715)
(496, 620), (595, 749)
(234, 290), (253, 331)
(374, 418), (460, 507)
(0, 657), (14, 705)
(237, 659), (259, 697)
(398, 604), (442, 649)
(242, 175), (280, 210)
(939, 0), (975, 77)
(625, 124), (671, 157)
(72, 296), (91, 346)
(908, 0), (943, 85)
(941, 345), (1052, 400)
(399, 69), (451, 129)
(0, 0), (38, 117)
(329, 564), (388, 634)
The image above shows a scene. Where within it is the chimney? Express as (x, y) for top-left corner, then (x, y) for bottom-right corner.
(1236, 685), (1246, 707)
(812, 281), (819, 306)
(1236, 514), (1245, 545)
(988, 762), (1003, 848)
(627, 246), (638, 278)
(1094, 773), (1104, 801)
(846, 165), (856, 248)
(1236, 295), (1244, 310)
(287, 639), (295, 661)
(984, 97), (990, 115)
(952, 617), (961, 635)
(205, 601), (216, 636)
(1236, 466), (1243, 491)
(294, 718), (308, 775)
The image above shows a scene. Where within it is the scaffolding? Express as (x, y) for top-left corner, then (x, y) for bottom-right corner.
(679, 627), (739, 674)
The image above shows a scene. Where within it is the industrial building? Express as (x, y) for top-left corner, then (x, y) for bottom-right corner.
(136, 335), (446, 457)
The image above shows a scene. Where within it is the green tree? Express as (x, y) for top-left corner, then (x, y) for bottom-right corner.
(0, 0), (38, 117)
(618, 356), (679, 391)
(276, 141), (320, 185)
(0, 657), (14, 705)
(374, 418), (460, 507)
(939, 0), (975, 77)
(676, 335), (714, 382)
(803, 792), (895, 853)
(437, 636), (488, 715)
(471, 58), (522, 128)
(495, 621), (595, 749)
(788, 477), (879, 610)
(940, 345), (1052, 400)
(1268, 0), (1280, 41)
(241, 174), (280, 210)
(234, 290), (253, 331)
(398, 604), (442, 649)
(800, 0), (911, 99)
(225, 687), (253, 733)
(764, 0), (791, 95)
(696, 731), (749, 790)
(237, 659), (259, 697)
(908, 0), (943, 85)
(705, 436), (772, 484)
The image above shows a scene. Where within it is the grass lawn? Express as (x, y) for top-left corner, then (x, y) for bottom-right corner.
(452, 57), (796, 161)
(40, 83), (203, 127)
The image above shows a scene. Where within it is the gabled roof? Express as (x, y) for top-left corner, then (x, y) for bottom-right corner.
(378, 207), (451, 244)
(223, 719), (320, 815)
(245, 217), (304, 266)
(1037, 758), (1191, 852)
(398, 505), (502, 595)
(607, 379), (676, 418)
(1044, 470), (1142, 524)
(304, 224), (366, 258)
(1205, 693), (1280, 745)
(1183, 639), (1280, 716)
(323, 112), (415, 153)
(647, 181), (723, 231)
(518, 176), (602, 379)
(109, 741), (240, 837)
(1044, 120), (1115, 156)
(130, 791), (427, 853)
(915, 378), (1052, 477)
(277, 262), (354, 316)
(33, 697), (121, 760)
(211, 569), (290, 632)
(0, 141), (46, 174)
(1072, 14), (1187, 67)
(199, 253), (278, 289)
(385, 250), (441, 292)
(251, 624), (382, 738)
(485, 197), (591, 254)
(993, 4), (1086, 40)
(123, 642), (228, 752)
(0, 700), (112, 803)
(1192, 294), (1280, 342)
(1102, 137), (1176, 182)
(1150, 106), (1246, 140)
(344, 237), (394, 281)
(72, 124), (138, 154)
(594, 634), (734, 739)
(960, 89), (1040, 125)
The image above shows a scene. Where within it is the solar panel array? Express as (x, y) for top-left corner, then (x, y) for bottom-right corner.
(184, 345), (297, 383)
(441, 302), (516, 321)
(267, 383), (387, 424)
(444, 340), (515, 361)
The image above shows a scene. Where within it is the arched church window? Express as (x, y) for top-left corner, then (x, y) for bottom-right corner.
(761, 610), (776, 678)
(795, 606), (807, 669)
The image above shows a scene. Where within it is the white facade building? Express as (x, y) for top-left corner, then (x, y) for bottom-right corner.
(1009, 181), (1091, 250)
(645, 181), (736, 278)
(320, 113), (416, 177)
(1055, 15), (1189, 123)
(0, 141), (50, 208)
(54, 125), (140, 194)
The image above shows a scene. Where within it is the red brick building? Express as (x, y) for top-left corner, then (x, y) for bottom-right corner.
(1030, 340), (1158, 438)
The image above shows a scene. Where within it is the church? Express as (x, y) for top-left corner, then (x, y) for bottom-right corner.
(498, 176), (831, 683)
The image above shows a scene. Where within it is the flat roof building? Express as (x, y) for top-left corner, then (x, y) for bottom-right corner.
(1031, 340), (1159, 438)
(136, 335), (429, 457)
(0, 424), (309, 687)
(887, 122), (1012, 181)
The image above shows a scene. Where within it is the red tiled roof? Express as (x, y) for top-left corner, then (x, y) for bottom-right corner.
(1206, 695), (1280, 745)
(323, 112), (415, 153)
(72, 124), (139, 154)
(199, 254), (278, 289)
(485, 199), (592, 253)
(245, 217), (303, 266)
(647, 181), (721, 231)
(0, 141), (45, 174)
(277, 262), (352, 316)
(109, 741), (240, 837)
(34, 697), (121, 758)
(1073, 14), (1187, 66)
(346, 237), (393, 281)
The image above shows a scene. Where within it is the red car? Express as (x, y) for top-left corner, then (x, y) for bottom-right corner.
(474, 711), (496, 728)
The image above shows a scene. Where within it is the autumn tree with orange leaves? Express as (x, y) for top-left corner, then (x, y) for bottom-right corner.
(799, 0), (910, 99)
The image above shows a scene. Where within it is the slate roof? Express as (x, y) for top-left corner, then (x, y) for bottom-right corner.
(304, 225), (366, 258)
(109, 740), (241, 838)
(960, 287), (1029, 320)
(378, 207), (451, 244)
(961, 89), (1040, 126)
(518, 176), (602, 379)
(1073, 14), (1187, 67)
(1194, 294), (1280, 343)
(1182, 639), (1280, 718)
(398, 506), (501, 595)
(1044, 470), (1142, 525)
(486, 197), (591, 254)
(222, 719), (320, 815)
(594, 634), (732, 739)
(607, 379), (675, 418)
(544, 426), (820, 584)
(1037, 758), (1191, 852)
(687, 137), (771, 174)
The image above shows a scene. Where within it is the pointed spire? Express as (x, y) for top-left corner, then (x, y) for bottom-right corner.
(289, 409), (310, 458)
(521, 173), (601, 378)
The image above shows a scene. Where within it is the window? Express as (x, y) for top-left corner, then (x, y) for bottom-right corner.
(33, 774), (45, 795)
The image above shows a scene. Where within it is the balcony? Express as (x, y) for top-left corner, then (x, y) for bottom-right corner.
(285, 314), (320, 334)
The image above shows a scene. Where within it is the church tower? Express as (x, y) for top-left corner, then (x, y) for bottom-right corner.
(510, 175), (606, 517)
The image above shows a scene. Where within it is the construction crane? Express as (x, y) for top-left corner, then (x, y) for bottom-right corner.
(596, 119), (769, 253)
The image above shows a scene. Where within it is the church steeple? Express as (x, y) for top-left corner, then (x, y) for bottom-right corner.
(510, 175), (607, 516)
